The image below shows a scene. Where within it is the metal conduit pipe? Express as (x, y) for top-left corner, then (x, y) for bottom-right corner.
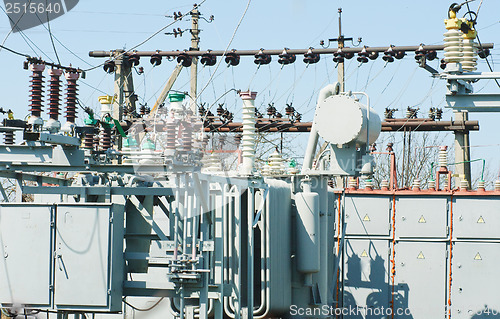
(182, 174), (189, 258)
(302, 83), (340, 172)
(223, 186), (236, 318)
(173, 174), (181, 260)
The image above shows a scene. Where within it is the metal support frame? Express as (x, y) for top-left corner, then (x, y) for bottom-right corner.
(89, 44), (494, 58)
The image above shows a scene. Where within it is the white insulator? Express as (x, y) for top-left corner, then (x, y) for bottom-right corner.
(348, 177), (357, 189)
(477, 180), (485, 191)
(261, 163), (271, 176)
(380, 179), (390, 189)
(204, 152), (221, 172)
(495, 180), (500, 191)
(287, 165), (300, 175)
(460, 179), (469, 191)
(239, 91), (257, 175)
(412, 179), (421, 190)
(438, 147), (448, 168)
(444, 29), (463, 63)
(462, 39), (478, 72)
(364, 179), (373, 189)
(428, 180), (436, 190)
(268, 150), (284, 175)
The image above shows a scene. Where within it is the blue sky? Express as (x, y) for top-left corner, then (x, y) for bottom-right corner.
(0, 0), (499, 178)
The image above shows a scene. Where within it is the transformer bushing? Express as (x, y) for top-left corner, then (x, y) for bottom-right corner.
(46, 68), (63, 132)
(165, 92), (185, 156)
(438, 146), (448, 173)
(63, 70), (80, 132)
(28, 63), (45, 127)
(268, 149), (284, 175)
(239, 91), (257, 175)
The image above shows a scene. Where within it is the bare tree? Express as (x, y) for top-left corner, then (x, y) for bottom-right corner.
(373, 131), (450, 189)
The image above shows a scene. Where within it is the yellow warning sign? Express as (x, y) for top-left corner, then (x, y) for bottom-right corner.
(417, 251), (425, 259)
(418, 215), (426, 223)
(363, 214), (371, 222)
(474, 252), (482, 260)
(360, 250), (368, 257)
(477, 216), (485, 223)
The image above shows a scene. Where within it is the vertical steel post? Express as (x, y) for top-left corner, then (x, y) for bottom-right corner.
(454, 111), (471, 187)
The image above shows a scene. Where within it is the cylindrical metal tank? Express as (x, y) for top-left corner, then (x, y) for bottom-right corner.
(314, 94), (381, 145)
(295, 191), (320, 273)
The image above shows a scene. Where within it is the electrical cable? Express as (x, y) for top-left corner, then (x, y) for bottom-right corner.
(83, 72), (108, 104)
(360, 63), (387, 92)
(198, 0), (252, 125)
(361, 61), (375, 91)
(387, 66), (418, 108)
(466, 0), (500, 88)
(0, 0), (32, 54)
(0, 4), (53, 60)
(43, 2), (61, 64)
(122, 297), (165, 311)
(82, 1), (207, 72)
(0, 44), (30, 57)
(27, 15), (95, 67)
(79, 79), (109, 95)
(247, 64), (261, 90)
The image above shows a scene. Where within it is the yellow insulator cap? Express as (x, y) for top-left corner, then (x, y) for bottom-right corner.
(98, 95), (114, 104)
(444, 18), (462, 30)
(463, 20), (477, 39)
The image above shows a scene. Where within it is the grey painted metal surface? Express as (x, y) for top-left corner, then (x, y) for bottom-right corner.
(454, 197), (500, 239)
(54, 205), (120, 309)
(453, 242), (500, 318)
(3, 171), (500, 319)
(344, 196), (390, 236)
(342, 239), (390, 318)
(397, 197), (448, 238)
(395, 242), (447, 318)
(0, 203), (123, 312)
(0, 204), (53, 306)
